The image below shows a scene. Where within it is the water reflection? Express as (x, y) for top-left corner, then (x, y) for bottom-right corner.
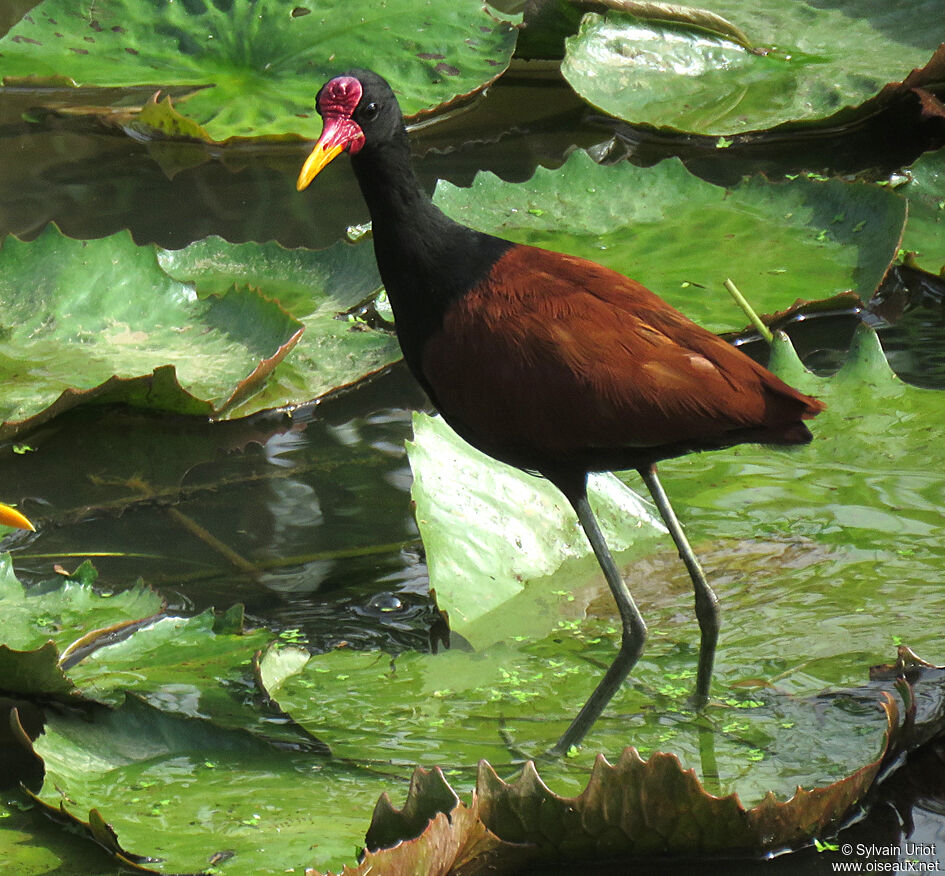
(0, 363), (437, 651)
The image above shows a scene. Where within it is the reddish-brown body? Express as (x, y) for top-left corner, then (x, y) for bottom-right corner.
(421, 245), (824, 475)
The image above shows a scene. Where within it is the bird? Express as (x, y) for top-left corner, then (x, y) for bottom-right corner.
(296, 69), (825, 754)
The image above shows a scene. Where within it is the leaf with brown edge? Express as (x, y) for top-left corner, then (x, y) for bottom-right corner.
(870, 647), (945, 755)
(346, 695), (899, 874)
(1, 700), (44, 791)
(480, 694), (898, 857)
(129, 91), (213, 142)
(20, 788), (165, 874)
(0, 642), (77, 700)
(365, 766), (460, 852)
(0, 227), (307, 437)
(478, 695), (897, 857)
(307, 790), (532, 876)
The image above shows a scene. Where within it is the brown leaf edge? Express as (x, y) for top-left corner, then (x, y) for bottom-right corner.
(20, 785), (171, 875)
(0, 289), (304, 440)
(604, 43), (945, 175)
(308, 694), (899, 875)
(308, 767), (533, 876)
(15, 56), (518, 148)
(215, 290), (305, 417)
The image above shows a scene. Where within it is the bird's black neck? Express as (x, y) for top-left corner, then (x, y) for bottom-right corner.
(350, 129), (511, 373)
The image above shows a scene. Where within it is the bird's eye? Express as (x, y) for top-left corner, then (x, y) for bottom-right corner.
(362, 101), (379, 121)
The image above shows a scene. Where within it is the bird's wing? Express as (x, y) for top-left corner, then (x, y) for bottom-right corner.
(421, 244), (822, 464)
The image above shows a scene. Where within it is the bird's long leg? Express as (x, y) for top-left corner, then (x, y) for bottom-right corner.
(639, 464), (719, 708)
(549, 474), (648, 755)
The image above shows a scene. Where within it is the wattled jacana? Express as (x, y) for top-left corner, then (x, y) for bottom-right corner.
(297, 70), (825, 754)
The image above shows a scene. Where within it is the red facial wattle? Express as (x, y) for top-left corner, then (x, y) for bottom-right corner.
(296, 75), (366, 191)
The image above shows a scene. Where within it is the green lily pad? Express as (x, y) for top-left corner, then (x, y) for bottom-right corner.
(0, 557), (314, 747)
(560, 2), (945, 136)
(28, 696), (398, 875)
(156, 235), (401, 417)
(0, 555), (163, 655)
(408, 412), (665, 646)
(64, 608), (310, 745)
(353, 696), (896, 870)
(434, 150), (906, 331)
(645, 323), (945, 712)
(0, 226), (304, 439)
(0, 557), (163, 700)
(0, 0), (520, 141)
(0, 798), (125, 875)
(258, 616), (900, 809)
(899, 147), (945, 270)
(0, 642), (75, 700)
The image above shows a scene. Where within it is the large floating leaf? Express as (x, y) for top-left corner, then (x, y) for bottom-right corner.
(407, 412), (664, 644)
(651, 322), (945, 711)
(307, 694), (900, 875)
(0, 227), (401, 430)
(27, 697), (398, 875)
(899, 147), (945, 270)
(258, 615), (899, 809)
(64, 609), (310, 745)
(0, 0), (520, 141)
(434, 150), (906, 331)
(560, 1), (945, 136)
(0, 556), (162, 656)
(0, 226), (303, 438)
(157, 235), (400, 417)
(0, 642), (76, 700)
(0, 557), (163, 700)
(0, 557), (315, 748)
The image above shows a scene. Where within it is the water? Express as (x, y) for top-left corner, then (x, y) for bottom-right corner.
(2, 63), (945, 873)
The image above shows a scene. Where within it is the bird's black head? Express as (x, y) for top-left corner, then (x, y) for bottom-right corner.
(296, 69), (404, 191)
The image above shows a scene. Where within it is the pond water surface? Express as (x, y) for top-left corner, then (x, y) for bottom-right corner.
(2, 61), (945, 875)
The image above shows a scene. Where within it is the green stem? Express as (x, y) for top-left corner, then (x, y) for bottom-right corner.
(724, 278), (773, 344)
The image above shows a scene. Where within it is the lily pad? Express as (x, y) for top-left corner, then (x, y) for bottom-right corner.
(434, 150), (906, 331)
(0, 0), (520, 141)
(0, 557), (163, 701)
(0, 642), (76, 700)
(28, 697), (399, 875)
(899, 147), (945, 271)
(156, 235), (401, 416)
(0, 555), (163, 655)
(645, 322), (945, 721)
(340, 695), (895, 875)
(560, 2), (945, 136)
(407, 412), (665, 644)
(258, 610), (900, 810)
(65, 609), (308, 744)
(0, 225), (304, 438)
(0, 557), (316, 747)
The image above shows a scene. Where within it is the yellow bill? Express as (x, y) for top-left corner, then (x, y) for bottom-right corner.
(296, 115), (365, 191)
(0, 502), (34, 531)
